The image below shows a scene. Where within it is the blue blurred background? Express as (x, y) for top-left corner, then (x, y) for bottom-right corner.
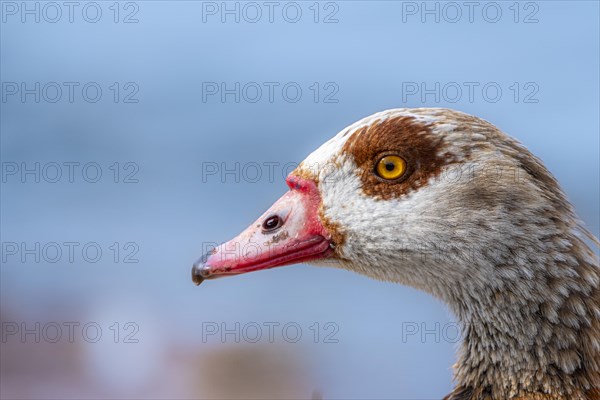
(1, 1), (598, 399)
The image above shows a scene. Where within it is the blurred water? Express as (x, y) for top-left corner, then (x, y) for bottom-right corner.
(1, 1), (599, 399)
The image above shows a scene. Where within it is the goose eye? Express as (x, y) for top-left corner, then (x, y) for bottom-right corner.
(375, 155), (407, 180)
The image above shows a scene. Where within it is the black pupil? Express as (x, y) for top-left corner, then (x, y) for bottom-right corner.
(385, 162), (396, 171)
(263, 215), (280, 231)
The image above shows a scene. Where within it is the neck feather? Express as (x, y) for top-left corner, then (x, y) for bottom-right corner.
(446, 232), (600, 400)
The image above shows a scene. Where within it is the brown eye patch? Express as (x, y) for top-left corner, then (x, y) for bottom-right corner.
(341, 116), (455, 200)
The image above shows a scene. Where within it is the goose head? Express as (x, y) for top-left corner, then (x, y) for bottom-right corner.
(193, 108), (599, 400)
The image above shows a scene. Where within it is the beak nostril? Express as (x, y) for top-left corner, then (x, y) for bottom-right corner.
(262, 214), (283, 233)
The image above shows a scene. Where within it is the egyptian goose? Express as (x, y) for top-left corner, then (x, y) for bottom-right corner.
(192, 108), (600, 400)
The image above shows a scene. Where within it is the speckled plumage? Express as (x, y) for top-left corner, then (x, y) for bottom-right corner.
(292, 108), (600, 399)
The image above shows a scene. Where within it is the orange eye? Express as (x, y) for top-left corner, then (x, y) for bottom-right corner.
(375, 155), (407, 180)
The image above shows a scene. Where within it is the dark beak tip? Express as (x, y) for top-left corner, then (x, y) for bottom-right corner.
(191, 262), (208, 286)
(192, 272), (204, 286)
(192, 249), (218, 286)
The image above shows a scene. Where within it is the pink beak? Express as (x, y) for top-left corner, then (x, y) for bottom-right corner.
(192, 176), (334, 285)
